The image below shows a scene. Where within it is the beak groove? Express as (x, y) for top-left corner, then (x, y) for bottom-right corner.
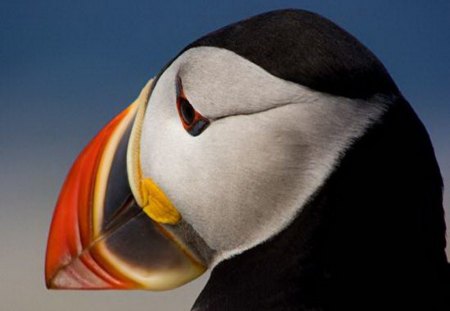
(45, 79), (207, 290)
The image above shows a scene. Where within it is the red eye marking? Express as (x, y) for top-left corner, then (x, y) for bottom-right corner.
(176, 78), (210, 136)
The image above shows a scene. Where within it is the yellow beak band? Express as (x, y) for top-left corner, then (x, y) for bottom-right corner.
(140, 178), (181, 225)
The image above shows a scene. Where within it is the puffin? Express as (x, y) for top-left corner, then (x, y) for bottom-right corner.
(45, 9), (450, 310)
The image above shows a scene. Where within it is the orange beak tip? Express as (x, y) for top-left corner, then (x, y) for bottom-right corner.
(45, 79), (208, 291)
(45, 103), (140, 290)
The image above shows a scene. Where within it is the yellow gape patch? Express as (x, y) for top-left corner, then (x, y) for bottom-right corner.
(125, 79), (182, 226)
(140, 178), (181, 225)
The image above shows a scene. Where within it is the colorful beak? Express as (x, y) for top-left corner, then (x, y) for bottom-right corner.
(45, 80), (207, 290)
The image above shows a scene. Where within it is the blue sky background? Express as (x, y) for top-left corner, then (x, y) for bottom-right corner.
(1, 1), (449, 310)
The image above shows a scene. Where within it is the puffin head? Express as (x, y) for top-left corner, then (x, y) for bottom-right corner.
(46, 9), (432, 292)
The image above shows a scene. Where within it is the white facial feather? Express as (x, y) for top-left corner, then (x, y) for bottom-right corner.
(140, 47), (387, 265)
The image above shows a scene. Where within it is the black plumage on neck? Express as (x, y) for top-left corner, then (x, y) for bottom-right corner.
(192, 98), (449, 311)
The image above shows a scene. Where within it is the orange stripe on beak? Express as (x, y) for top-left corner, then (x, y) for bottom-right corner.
(45, 79), (208, 291)
(45, 103), (139, 289)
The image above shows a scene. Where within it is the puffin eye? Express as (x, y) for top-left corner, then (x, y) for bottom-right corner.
(176, 78), (210, 136)
(179, 98), (195, 126)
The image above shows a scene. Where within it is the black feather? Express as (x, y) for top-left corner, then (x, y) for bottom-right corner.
(186, 9), (399, 100)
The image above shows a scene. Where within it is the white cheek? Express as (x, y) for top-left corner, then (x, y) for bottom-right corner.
(139, 47), (387, 265)
(142, 95), (385, 266)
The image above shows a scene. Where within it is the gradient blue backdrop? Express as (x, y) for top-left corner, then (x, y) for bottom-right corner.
(1, 1), (449, 310)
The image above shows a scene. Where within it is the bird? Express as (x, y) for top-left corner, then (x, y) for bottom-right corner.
(45, 9), (449, 310)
